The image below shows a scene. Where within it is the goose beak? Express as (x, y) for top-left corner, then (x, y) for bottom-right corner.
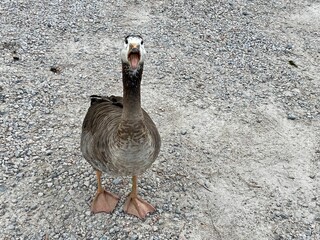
(128, 44), (141, 70)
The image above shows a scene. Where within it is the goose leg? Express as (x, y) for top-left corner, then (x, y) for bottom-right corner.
(123, 176), (155, 219)
(91, 170), (119, 213)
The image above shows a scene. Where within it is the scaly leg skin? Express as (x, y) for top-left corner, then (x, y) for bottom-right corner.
(123, 176), (155, 219)
(91, 171), (119, 214)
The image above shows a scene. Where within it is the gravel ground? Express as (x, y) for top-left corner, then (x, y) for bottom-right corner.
(1, 0), (319, 239)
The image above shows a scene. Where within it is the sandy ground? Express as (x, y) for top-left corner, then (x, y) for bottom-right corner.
(1, 0), (319, 239)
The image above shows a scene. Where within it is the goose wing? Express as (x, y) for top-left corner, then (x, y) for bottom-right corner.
(81, 95), (123, 171)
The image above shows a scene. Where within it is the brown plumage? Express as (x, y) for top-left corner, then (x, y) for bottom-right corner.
(80, 35), (161, 219)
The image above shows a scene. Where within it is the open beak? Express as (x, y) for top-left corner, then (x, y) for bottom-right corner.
(128, 44), (141, 70)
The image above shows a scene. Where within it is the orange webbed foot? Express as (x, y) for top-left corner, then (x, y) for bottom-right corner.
(91, 189), (119, 214)
(123, 195), (155, 219)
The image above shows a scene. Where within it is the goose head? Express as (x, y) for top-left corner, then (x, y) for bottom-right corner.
(120, 35), (146, 72)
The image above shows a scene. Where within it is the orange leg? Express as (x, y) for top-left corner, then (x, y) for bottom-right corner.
(91, 171), (119, 214)
(123, 176), (155, 219)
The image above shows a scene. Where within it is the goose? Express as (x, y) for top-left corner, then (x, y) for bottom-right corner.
(81, 35), (161, 219)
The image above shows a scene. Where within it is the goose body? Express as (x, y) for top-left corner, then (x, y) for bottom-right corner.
(80, 35), (161, 219)
(81, 95), (160, 176)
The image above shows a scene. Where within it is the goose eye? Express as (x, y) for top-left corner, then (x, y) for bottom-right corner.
(141, 40), (144, 45)
(125, 39), (128, 44)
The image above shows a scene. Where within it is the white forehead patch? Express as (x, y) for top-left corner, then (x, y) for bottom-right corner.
(120, 36), (146, 64)
(126, 36), (143, 45)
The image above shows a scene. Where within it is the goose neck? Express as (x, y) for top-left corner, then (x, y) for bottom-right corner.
(121, 63), (144, 119)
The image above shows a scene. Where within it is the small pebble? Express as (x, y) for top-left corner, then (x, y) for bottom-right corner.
(8, 224), (15, 230)
(180, 130), (187, 135)
(46, 150), (53, 156)
(112, 178), (122, 185)
(287, 114), (297, 120)
(130, 235), (138, 240)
